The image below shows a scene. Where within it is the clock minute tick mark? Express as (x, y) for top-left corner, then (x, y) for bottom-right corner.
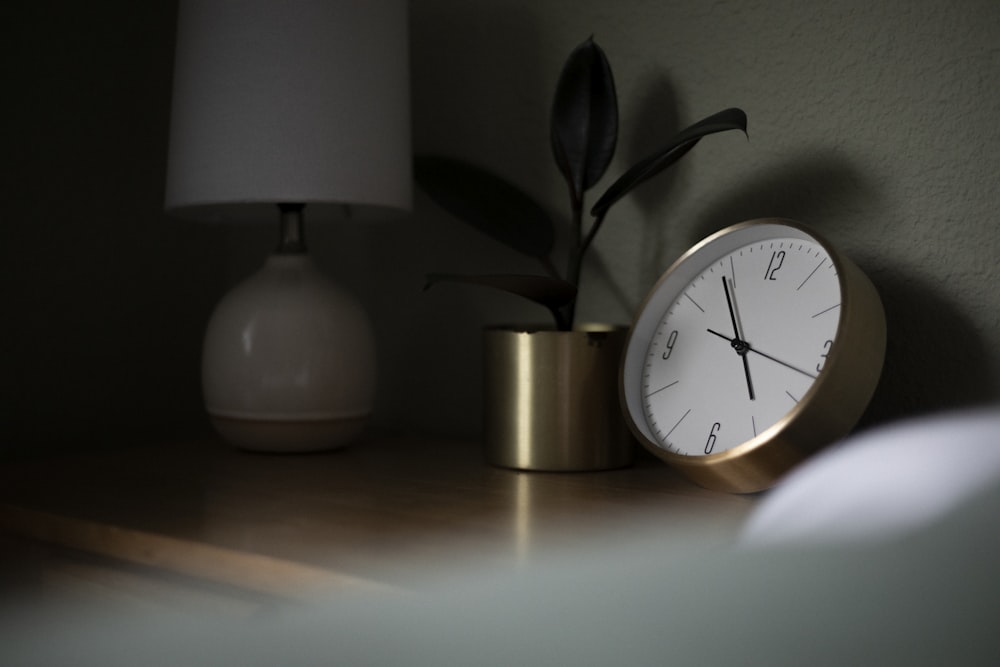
(666, 409), (691, 438)
(685, 293), (705, 312)
(647, 380), (679, 397)
(797, 258), (826, 291)
(811, 303), (841, 318)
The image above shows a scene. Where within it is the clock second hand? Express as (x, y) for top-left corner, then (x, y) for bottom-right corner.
(722, 277), (755, 401)
(706, 328), (818, 380)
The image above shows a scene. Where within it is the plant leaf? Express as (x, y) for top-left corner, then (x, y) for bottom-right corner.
(551, 37), (618, 205)
(425, 273), (578, 329)
(415, 155), (555, 259)
(590, 107), (748, 220)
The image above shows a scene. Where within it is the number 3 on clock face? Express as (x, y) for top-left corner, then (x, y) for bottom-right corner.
(620, 219), (886, 493)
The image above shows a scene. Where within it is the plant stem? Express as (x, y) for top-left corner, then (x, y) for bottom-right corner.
(579, 209), (606, 260)
(549, 306), (571, 331)
(562, 193), (585, 330)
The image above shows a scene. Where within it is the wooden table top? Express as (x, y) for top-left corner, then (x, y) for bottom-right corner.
(0, 435), (755, 599)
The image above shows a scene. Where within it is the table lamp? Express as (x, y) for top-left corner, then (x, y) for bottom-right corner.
(164, 0), (411, 451)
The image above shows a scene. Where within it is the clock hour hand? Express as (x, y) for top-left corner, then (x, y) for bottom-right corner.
(721, 277), (755, 401)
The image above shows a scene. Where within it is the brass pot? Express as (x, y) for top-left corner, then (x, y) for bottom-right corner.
(483, 325), (635, 471)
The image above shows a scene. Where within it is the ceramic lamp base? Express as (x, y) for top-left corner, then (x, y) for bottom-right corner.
(202, 252), (376, 452)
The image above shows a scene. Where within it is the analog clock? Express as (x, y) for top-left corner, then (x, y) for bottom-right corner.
(620, 219), (886, 493)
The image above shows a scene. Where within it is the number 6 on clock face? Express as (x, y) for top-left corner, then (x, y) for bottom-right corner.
(620, 219), (886, 493)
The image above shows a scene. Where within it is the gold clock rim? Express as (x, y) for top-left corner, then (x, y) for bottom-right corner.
(619, 218), (886, 493)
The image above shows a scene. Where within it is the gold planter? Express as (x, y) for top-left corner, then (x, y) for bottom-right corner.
(483, 325), (635, 471)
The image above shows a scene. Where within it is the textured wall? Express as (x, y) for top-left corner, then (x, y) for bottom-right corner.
(4, 0), (999, 447)
(370, 0), (1000, 435)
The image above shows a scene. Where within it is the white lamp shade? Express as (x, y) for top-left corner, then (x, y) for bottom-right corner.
(165, 0), (412, 222)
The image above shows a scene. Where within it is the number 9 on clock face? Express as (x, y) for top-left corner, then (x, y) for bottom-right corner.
(620, 219), (886, 493)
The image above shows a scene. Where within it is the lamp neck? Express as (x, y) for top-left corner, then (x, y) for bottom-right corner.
(277, 203), (307, 254)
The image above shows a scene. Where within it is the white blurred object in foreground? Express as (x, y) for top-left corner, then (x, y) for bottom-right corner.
(741, 407), (1000, 547)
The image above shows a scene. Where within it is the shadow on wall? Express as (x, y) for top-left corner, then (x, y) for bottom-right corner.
(624, 72), (683, 214)
(410, 3), (551, 177)
(862, 270), (992, 426)
(625, 74), (692, 296)
(689, 151), (877, 244)
(687, 152), (992, 427)
(376, 4), (552, 437)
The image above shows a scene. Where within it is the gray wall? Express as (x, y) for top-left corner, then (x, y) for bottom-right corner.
(4, 0), (999, 450)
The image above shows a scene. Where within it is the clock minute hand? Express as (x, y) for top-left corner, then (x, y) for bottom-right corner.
(721, 277), (755, 401)
(706, 329), (818, 381)
(748, 346), (818, 380)
(722, 276), (743, 340)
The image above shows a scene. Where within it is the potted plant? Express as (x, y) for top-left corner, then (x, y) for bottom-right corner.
(416, 37), (747, 471)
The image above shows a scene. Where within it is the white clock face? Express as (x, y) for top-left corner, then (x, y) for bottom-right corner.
(640, 235), (841, 457)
